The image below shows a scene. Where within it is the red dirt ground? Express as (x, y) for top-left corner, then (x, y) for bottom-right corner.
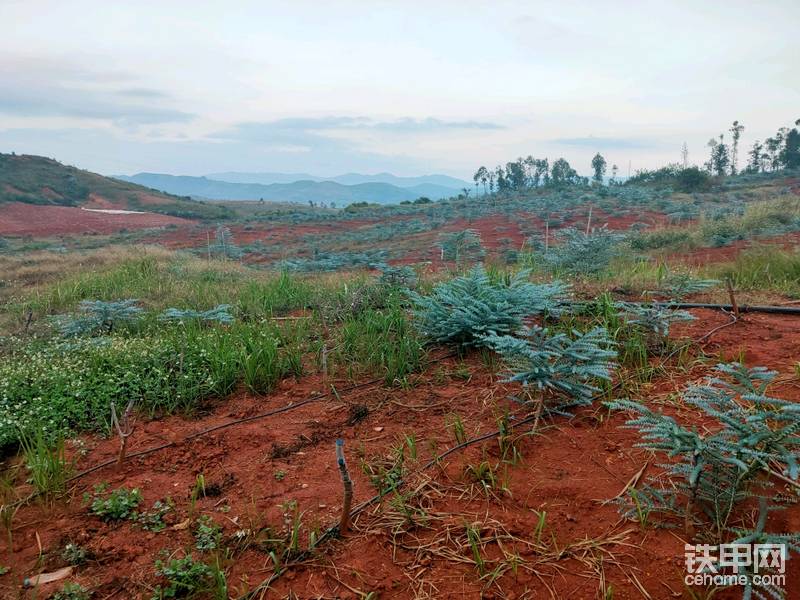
(4, 310), (800, 599)
(673, 232), (800, 266)
(0, 203), (194, 236)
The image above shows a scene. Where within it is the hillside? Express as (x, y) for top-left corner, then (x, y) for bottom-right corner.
(0, 153), (229, 220)
(117, 172), (458, 204)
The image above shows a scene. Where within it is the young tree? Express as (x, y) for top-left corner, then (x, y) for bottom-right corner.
(707, 135), (730, 176)
(473, 166), (489, 195)
(495, 165), (509, 192)
(505, 159), (527, 190)
(729, 120), (744, 175)
(550, 158), (579, 186)
(782, 119), (800, 169)
(534, 158), (549, 186)
(746, 140), (764, 173)
(590, 153), (607, 184)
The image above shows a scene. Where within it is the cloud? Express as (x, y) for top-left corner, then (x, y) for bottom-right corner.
(0, 58), (193, 125)
(550, 136), (656, 150)
(211, 115), (503, 142)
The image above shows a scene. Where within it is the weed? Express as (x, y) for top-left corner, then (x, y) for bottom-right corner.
(195, 516), (222, 551)
(51, 582), (90, 600)
(465, 522), (486, 575)
(189, 474), (206, 518)
(88, 485), (142, 521)
(19, 430), (74, 501)
(532, 509), (547, 545)
(447, 414), (467, 445)
(62, 542), (89, 565)
(137, 499), (173, 532)
(152, 553), (227, 599)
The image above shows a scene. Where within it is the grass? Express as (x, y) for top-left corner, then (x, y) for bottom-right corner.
(19, 429), (73, 501)
(334, 300), (426, 386)
(712, 245), (800, 296)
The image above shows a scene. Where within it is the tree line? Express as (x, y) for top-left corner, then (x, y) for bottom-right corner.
(472, 118), (800, 195)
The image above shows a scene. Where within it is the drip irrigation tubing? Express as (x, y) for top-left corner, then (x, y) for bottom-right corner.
(5, 352), (458, 509)
(239, 314), (740, 599)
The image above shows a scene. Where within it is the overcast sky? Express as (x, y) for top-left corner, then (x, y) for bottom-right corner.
(1, 0), (798, 178)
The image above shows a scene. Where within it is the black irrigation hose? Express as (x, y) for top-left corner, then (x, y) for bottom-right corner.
(564, 299), (800, 316)
(660, 302), (800, 315)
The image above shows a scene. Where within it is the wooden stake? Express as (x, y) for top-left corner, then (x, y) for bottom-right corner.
(111, 399), (136, 470)
(726, 278), (739, 319)
(585, 205), (593, 235)
(335, 439), (353, 535)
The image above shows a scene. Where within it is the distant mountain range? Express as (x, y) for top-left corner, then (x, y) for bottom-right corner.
(116, 172), (467, 205)
(207, 171), (471, 190)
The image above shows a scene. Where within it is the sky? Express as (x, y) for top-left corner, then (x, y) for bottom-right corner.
(0, 0), (798, 179)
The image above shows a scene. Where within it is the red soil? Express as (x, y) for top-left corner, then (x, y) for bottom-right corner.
(5, 310), (800, 599)
(0, 202), (193, 236)
(674, 232), (800, 266)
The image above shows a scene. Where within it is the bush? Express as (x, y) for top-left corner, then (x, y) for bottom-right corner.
(607, 363), (800, 599)
(675, 166), (711, 192)
(52, 299), (143, 336)
(159, 305), (235, 325)
(437, 229), (484, 262)
(411, 265), (567, 348)
(542, 226), (625, 275)
(483, 325), (616, 407)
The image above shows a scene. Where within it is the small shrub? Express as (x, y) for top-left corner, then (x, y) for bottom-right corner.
(411, 265), (567, 348)
(607, 363), (800, 599)
(437, 229), (485, 262)
(53, 299), (143, 337)
(541, 226), (625, 275)
(615, 302), (695, 337)
(159, 305), (235, 325)
(152, 554), (227, 599)
(483, 325), (616, 407)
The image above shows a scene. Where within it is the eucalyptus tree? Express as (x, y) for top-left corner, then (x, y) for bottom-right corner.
(591, 152), (607, 184)
(729, 120), (744, 174)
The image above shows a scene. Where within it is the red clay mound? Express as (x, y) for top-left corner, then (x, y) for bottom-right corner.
(0, 202), (194, 236)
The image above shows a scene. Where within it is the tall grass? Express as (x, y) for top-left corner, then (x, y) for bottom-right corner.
(335, 303), (426, 386)
(712, 246), (800, 296)
(19, 429), (73, 501)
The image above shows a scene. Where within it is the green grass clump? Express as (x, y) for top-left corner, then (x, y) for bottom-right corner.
(19, 429), (73, 500)
(335, 302), (426, 386)
(712, 246), (800, 295)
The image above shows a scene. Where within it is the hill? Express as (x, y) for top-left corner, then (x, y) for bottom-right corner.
(0, 153), (229, 220)
(207, 170), (471, 190)
(117, 173), (458, 204)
